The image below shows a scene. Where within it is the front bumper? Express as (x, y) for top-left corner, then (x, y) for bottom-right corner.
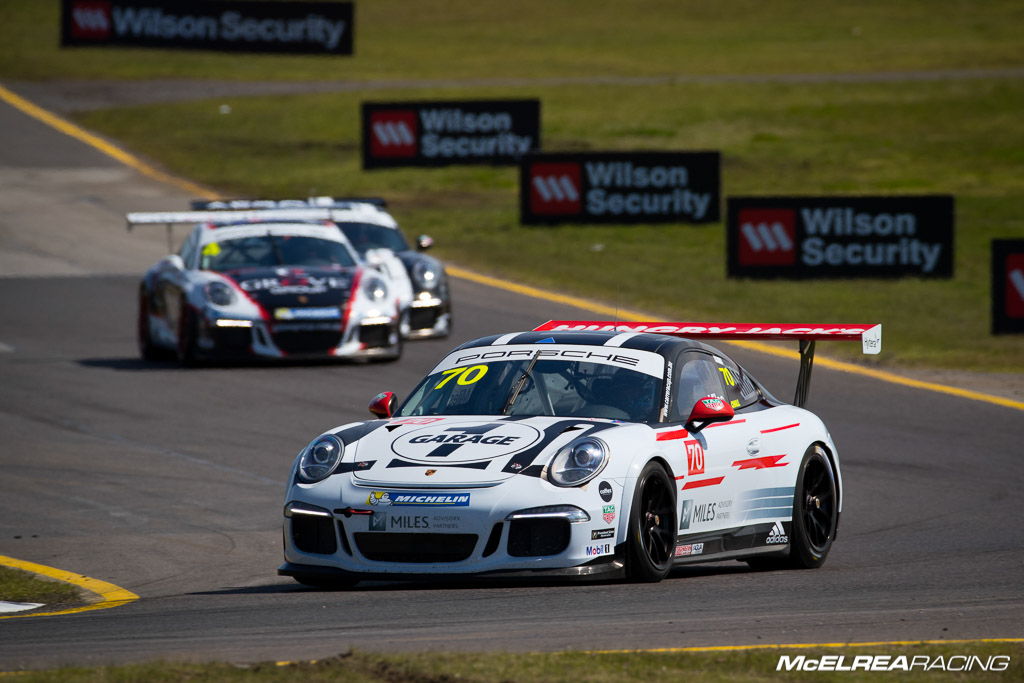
(282, 477), (626, 578)
(196, 314), (400, 360)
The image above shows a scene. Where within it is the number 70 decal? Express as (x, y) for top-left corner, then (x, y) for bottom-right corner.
(435, 365), (488, 389)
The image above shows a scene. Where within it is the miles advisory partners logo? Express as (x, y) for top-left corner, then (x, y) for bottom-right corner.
(521, 151), (720, 225)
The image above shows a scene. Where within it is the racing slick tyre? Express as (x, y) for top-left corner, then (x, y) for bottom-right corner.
(137, 288), (168, 361)
(625, 461), (676, 582)
(176, 303), (201, 366)
(747, 444), (838, 570)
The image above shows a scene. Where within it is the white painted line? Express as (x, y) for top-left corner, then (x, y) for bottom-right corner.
(0, 601), (43, 614)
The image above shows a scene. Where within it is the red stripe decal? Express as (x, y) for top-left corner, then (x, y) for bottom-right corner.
(673, 475), (686, 481)
(761, 423), (800, 434)
(656, 429), (689, 441)
(732, 454), (788, 470)
(706, 419), (746, 429)
(681, 476), (724, 490)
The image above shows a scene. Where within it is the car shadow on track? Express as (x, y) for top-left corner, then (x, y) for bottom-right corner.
(190, 564), (755, 596)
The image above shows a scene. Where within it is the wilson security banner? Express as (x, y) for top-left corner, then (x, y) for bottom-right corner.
(727, 195), (954, 278)
(362, 100), (541, 169)
(520, 151), (720, 225)
(61, 0), (353, 55)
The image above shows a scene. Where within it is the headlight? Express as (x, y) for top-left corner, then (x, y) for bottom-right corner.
(548, 437), (608, 487)
(205, 281), (235, 306)
(411, 261), (441, 291)
(362, 276), (388, 302)
(296, 434), (344, 483)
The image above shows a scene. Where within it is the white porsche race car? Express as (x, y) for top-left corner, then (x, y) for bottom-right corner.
(128, 209), (403, 363)
(279, 320), (881, 586)
(192, 197), (452, 340)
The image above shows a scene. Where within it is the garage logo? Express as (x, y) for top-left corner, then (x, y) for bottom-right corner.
(737, 208), (796, 266)
(69, 0), (111, 38)
(391, 420), (542, 463)
(370, 111), (417, 158)
(529, 162), (582, 215)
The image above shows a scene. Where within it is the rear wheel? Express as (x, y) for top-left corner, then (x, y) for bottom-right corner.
(747, 444), (838, 570)
(789, 444), (838, 568)
(625, 461), (676, 582)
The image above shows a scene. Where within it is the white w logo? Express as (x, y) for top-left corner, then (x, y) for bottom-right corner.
(532, 175), (579, 203)
(1010, 269), (1024, 303)
(740, 221), (794, 253)
(372, 121), (415, 147)
(73, 7), (109, 31)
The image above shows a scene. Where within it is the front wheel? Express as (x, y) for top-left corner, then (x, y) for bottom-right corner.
(176, 303), (200, 366)
(625, 461), (676, 582)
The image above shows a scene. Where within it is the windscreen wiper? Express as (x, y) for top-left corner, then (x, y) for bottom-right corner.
(502, 350), (541, 415)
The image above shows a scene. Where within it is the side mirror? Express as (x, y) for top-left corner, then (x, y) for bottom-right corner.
(416, 235), (434, 251)
(685, 396), (734, 433)
(162, 254), (185, 271)
(368, 391), (397, 419)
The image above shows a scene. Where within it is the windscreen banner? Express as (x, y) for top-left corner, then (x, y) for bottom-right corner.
(992, 239), (1024, 334)
(61, 0), (353, 55)
(362, 100), (541, 169)
(726, 195), (955, 278)
(519, 151), (720, 225)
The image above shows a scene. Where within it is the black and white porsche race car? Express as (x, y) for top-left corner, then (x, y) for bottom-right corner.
(279, 320), (881, 586)
(192, 198), (452, 340)
(128, 209), (403, 363)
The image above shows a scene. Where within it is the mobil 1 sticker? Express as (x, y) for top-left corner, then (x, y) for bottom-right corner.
(727, 195), (954, 279)
(521, 151), (720, 225)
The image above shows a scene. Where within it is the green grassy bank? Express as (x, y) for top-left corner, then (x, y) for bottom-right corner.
(2, 0), (1022, 371)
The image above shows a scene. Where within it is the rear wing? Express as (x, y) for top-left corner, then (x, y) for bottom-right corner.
(189, 196), (387, 210)
(126, 209), (340, 251)
(533, 320), (882, 407)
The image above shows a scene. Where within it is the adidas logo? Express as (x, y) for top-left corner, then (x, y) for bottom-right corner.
(766, 521), (789, 544)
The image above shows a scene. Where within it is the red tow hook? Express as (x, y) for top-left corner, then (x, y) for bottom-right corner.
(334, 507), (375, 517)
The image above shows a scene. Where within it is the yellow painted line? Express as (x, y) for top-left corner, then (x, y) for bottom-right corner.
(0, 83), (218, 201)
(579, 637), (1024, 655)
(3, 85), (1018, 413)
(448, 264), (1024, 412)
(0, 555), (139, 619)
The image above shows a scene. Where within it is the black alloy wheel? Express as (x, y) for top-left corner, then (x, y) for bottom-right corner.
(626, 461), (676, 582)
(789, 444), (839, 568)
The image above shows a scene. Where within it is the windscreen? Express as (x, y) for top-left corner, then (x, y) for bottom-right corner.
(397, 346), (665, 423)
(337, 222), (409, 255)
(200, 235), (357, 271)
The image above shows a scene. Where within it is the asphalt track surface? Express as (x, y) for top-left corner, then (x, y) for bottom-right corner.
(0, 89), (1022, 670)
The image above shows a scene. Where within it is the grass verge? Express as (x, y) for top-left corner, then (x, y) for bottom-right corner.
(0, 565), (83, 609)
(7, 643), (1022, 681)
(72, 77), (1024, 371)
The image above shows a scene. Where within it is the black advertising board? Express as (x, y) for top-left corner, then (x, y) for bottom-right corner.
(60, 0), (353, 55)
(362, 100), (540, 169)
(726, 195), (955, 278)
(520, 151), (720, 225)
(992, 239), (1024, 334)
